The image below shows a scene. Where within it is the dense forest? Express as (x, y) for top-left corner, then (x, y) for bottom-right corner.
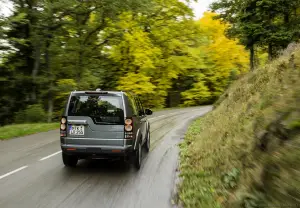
(0, 0), (249, 125)
(0, 0), (299, 126)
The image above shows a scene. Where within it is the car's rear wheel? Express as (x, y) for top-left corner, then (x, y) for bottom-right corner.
(134, 141), (142, 170)
(144, 130), (150, 152)
(62, 153), (78, 167)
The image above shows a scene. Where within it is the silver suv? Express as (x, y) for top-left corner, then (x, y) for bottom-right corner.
(60, 89), (152, 170)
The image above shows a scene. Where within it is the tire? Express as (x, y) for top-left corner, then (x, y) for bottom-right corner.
(134, 141), (142, 170)
(62, 153), (78, 167)
(144, 130), (150, 152)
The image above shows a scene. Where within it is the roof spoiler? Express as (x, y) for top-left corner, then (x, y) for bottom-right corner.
(85, 91), (108, 94)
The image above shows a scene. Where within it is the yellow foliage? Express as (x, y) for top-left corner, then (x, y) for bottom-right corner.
(109, 13), (162, 73)
(55, 79), (77, 100)
(117, 73), (156, 95)
(181, 12), (250, 106)
(199, 12), (249, 75)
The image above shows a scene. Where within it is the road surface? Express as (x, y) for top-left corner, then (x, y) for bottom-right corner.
(0, 106), (212, 208)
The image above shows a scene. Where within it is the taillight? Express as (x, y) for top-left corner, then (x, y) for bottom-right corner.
(124, 118), (133, 139)
(61, 117), (66, 124)
(125, 125), (133, 131)
(60, 123), (66, 130)
(125, 119), (132, 125)
(60, 117), (67, 137)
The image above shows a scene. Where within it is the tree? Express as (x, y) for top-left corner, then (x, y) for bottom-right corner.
(181, 12), (249, 106)
(102, 0), (202, 108)
(0, 0), (153, 124)
(0, 0), (254, 125)
(211, 0), (300, 69)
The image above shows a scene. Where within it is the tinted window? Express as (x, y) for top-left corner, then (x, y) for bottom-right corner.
(68, 95), (124, 125)
(127, 94), (138, 116)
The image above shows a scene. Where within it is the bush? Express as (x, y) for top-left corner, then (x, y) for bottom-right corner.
(15, 104), (47, 123)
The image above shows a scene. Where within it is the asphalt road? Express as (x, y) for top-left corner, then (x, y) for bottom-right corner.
(0, 106), (212, 208)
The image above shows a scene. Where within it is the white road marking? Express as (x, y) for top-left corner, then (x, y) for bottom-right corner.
(169, 112), (179, 115)
(39, 150), (62, 161)
(148, 115), (167, 121)
(148, 109), (199, 121)
(0, 166), (28, 180)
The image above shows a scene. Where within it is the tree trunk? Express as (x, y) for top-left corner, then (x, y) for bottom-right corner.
(77, 49), (83, 84)
(31, 44), (40, 103)
(268, 44), (273, 61)
(45, 38), (53, 123)
(250, 44), (255, 71)
(76, 14), (83, 85)
(254, 47), (259, 67)
(47, 92), (53, 123)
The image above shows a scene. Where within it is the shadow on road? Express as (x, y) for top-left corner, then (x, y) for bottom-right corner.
(61, 148), (150, 175)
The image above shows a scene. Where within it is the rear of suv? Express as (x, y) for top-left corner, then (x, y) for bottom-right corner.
(60, 89), (152, 170)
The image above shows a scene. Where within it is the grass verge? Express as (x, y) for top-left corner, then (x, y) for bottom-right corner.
(178, 43), (300, 208)
(0, 123), (59, 140)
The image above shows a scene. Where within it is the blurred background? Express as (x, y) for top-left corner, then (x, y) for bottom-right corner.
(0, 0), (250, 125)
(1, 1), (300, 208)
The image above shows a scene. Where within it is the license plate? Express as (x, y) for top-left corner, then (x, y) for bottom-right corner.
(69, 125), (84, 136)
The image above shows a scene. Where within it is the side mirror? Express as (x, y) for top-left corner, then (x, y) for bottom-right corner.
(145, 108), (153, 115)
(138, 110), (144, 116)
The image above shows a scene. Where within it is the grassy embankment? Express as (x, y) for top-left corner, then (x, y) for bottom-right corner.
(178, 44), (300, 208)
(0, 123), (58, 140)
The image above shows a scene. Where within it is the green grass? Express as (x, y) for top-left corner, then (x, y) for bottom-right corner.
(0, 123), (59, 140)
(178, 43), (300, 208)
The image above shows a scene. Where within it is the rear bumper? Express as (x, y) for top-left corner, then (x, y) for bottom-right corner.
(61, 144), (133, 158)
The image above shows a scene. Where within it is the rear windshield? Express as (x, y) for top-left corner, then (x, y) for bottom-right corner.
(67, 94), (124, 125)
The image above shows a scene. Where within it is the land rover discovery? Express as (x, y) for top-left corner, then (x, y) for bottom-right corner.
(60, 89), (152, 170)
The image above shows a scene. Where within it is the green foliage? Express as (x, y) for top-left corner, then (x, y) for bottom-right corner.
(288, 120), (300, 130)
(181, 12), (249, 106)
(0, 0), (250, 125)
(0, 123), (58, 140)
(221, 168), (240, 189)
(15, 104), (47, 123)
(179, 118), (222, 208)
(178, 44), (300, 207)
(211, 0), (300, 65)
(104, 0), (204, 107)
(181, 75), (212, 106)
(55, 79), (77, 100)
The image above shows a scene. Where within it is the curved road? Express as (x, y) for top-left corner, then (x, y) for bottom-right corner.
(0, 106), (212, 208)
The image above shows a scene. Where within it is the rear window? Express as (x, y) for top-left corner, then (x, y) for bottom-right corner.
(67, 94), (124, 125)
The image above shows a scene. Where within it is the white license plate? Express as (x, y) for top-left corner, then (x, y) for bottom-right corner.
(69, 125), (84, 135)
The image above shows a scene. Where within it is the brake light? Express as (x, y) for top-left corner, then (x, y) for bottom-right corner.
(124, 118), (133, 131)
(60, 117), (67, 136)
